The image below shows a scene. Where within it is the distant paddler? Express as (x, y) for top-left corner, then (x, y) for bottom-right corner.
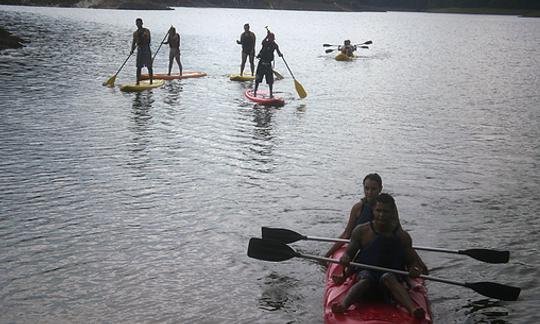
(163, 26), (182, 76)
(339, 39), (357, 57)
(131, 18), (153, 85)
(236, 23), (256, 76)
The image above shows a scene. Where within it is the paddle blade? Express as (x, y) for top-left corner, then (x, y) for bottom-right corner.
(359, 46), (369, 49)
(273, 70), (284, 80)
(103, 75), (116, 87)
(294, 80), (307, 99)
(466, 282), (521, 301)
(261, 227), (305, 244)
(363, 40), (373, 45)
(247, 238), (297, 262)
(461, 249), (509, 264)
(325, 49), (335, 54)
(323, 43), (337, 47)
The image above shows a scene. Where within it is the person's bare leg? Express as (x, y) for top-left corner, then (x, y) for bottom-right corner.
(240, 52), (247, 75)
(332, 279), (371, 313)
(382, 274), (425, 319)
(136, 67), (142, 85)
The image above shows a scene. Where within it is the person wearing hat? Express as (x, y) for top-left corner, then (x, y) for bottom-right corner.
(236, 23), (256, 76)
(254, 31), (282, 98)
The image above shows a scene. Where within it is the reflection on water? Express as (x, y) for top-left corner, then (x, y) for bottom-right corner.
(258, 272), (300, 312)
(461, 299), (510, 324)
(162, 81), (183, 106)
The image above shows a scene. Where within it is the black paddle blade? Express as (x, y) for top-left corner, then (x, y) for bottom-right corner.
(325, 49), (335, 54)
(323, 44), (337, 47)
(261, 227), (306, 244)
(466, 282), (521, 301)
(460, 249), (509, 264)
(247, 238), (297, 262)
(363, 40), (373, 45)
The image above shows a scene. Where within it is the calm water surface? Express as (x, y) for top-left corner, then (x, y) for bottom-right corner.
(1, 5), (539, 323)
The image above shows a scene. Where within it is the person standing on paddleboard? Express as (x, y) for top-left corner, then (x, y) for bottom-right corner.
(236, 23), (256, 76)
(254, 30), (282, 98)
(164, 26), (182, 76)
(131, 18), (153, 85)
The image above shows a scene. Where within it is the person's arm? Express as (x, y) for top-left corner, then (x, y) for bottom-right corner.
(237, 33), (243, 45)
(325, 201), (364, 257)
(401, 230), (424, 277)
(131, 32), (136, 54)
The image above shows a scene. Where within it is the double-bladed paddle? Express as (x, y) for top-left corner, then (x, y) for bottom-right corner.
(323, 40), (373, 47)
(247, 238), (521, 301)
(261, 227), (510, 264)
(325, 46), (369, 54)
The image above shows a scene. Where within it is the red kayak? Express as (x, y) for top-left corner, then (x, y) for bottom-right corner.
(244, 89), (285, 107)
(324, 246), (432, 324)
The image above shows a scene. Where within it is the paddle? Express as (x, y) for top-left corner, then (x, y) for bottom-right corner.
(247, 238), (521, 301)
(281, 56), (307, 99)
(102, 51), (133, 87)
(151, 27), (171, 64)
(261, 227), (510, 264)
(325, 46), (369, 54)
(323, 40), (372, 47)
(273, 69), (284, 80)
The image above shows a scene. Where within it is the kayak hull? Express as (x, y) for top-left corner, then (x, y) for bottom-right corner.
(335, 53), (354, 61)
(229, 73), (256, 81)
(244, 89), (285, 107)
(323, 246), (432, 324)
(119, 79), (165, 92)
(140, 71), (206, 80)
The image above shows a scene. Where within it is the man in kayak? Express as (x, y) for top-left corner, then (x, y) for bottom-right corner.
(254, 31), (282, 98)
(164, 26), (182, 76)
(331, 193), (426, 320)
(236, 23), (256, 76)
(131, 18), (153, 85)
(338, 40), (356, 57)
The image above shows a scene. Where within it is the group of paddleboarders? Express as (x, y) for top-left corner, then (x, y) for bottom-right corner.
(131, 18), (182, 85)
(236, 24), (283, 98)
(325, 173), (428, 319)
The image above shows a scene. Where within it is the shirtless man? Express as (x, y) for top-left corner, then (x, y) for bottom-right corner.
(131, 18), (153, 84)
(331, 193), (426, 320)
(236, 23), (256, 76)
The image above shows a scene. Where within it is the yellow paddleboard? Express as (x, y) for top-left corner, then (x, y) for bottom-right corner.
(119, 79), (165, 92)
(229, 73), (256, 81)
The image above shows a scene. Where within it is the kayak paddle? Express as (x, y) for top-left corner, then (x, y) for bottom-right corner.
(247, 238), (521, 301)
(323, 40), (372, 47)
(103, 51), (133, 87)
(281, 55), (307, 99)
(261, 227), (510, 264)
(325, 46), (369, 54)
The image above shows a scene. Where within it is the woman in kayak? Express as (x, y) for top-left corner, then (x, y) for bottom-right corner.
(338, 40), (356, 57)
(164, 26), (182, 76)
(330, 193), (426, 320)
(254, 31), (282, 98)
(325, 174), (428, 273)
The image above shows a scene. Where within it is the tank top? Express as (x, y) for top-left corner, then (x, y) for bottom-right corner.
(355, 222), (406, 271)
(355, 200), (374, 226)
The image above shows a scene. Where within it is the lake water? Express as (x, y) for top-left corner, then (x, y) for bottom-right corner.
(1, 5), (539, 323)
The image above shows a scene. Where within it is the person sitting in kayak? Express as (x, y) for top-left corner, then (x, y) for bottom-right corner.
(131, 18), (153, 85)
(338, 40), (356, 57)
(254, 31), (282, 98)
(163, 26), (182, 76)
(325, 173), (428, 274)
(236, 23), (256, 76)
(330, 193), (426, 320)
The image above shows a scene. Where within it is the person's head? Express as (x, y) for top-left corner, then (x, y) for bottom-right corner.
(267, 32), (275, 42)
(244, 23), (250, 31)
(169, 26), (176, 34)
(344, 40), (351, 45)
(136, 18), (143, 28)
(363, 173), (382, 202)
(373, 193), (399, 230)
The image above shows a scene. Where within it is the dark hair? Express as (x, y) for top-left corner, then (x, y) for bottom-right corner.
(375, 193), (397, 212)
(363, 173), (382, 188)
(136, 18), (143, 23)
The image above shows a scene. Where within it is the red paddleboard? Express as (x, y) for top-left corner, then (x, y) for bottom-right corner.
(244, 89), (285, 107)
(140, 71), (206, 80)
(323, 246), (433, 324)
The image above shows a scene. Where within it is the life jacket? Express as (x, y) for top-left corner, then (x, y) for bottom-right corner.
(355, 222), (406, 271)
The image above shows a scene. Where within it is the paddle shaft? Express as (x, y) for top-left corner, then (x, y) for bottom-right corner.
(281, 56), (296, 80)
(151, 28), (171, 63)
(114, 52), (133, 77)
